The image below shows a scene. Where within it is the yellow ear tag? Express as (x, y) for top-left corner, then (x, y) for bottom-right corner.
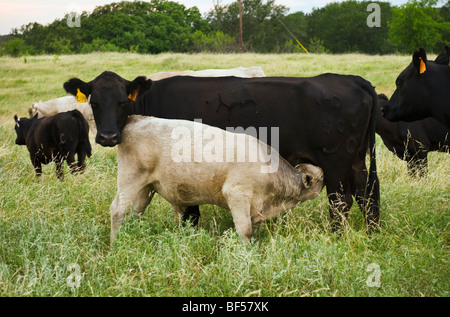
(128, 90), (138, 101)
(419, 57), (426, 74)
(76, 88), (87, 103)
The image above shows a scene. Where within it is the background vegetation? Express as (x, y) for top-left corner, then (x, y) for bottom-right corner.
(0, 52), (448, 296)
(0, 0), (449, 56)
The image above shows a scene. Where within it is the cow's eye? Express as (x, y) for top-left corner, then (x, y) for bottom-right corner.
(118, 101), (127, 107)
(90, 102), (98, 109)
(396, 79), (403, 88)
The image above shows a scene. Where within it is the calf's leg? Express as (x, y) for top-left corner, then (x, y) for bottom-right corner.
(133, 187), (155, 217)
(110, 181), (151, 243)
(55, 157), (64, 180)
(223, 185), (253, 243)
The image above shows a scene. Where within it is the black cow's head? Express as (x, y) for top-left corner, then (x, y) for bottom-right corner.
(63, 71), (151, 147)
(434, 45), (450, 66)
(382, 48), (433, 122)
(14, 114), (35, 145)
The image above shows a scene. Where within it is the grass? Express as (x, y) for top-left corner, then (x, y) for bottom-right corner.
(0, 52), (448, 297)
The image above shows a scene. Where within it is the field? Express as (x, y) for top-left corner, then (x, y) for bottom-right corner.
(0, 52), (448, 297)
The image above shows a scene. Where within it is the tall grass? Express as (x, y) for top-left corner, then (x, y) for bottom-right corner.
(0, 53), (448, 297)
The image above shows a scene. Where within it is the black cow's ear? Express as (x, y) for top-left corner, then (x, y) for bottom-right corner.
(412, 48), (427, 75)
(446, 46), (450, 65)
(434, 45), (450, 65)
(64, 78), (91, 98)
(14, 115), (18, 123)
(127, 76), (152, 101)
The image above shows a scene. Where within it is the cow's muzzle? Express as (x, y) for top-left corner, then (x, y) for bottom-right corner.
(96, 132), (121, 147)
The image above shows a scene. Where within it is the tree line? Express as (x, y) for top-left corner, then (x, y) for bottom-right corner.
(1, 0), (449, 57)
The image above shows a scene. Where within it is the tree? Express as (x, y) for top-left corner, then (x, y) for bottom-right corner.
(388, 0), (445, 53)
(207, 0), (288, 52)
(306, 1), (394, 54)
(1, 38), (31, 56)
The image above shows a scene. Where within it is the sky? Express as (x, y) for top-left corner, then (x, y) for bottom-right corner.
(0, 0), (416, 35)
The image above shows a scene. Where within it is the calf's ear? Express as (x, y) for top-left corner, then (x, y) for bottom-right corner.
(126, 76), (152, 101)
(14, 115), (18, 123)
(64, 78), (92, 102)
(412, 48), (427, 74)
(302, 173), (314, 189)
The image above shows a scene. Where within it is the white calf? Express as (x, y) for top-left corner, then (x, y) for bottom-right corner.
(147, 66), (266, 81)
(28, 96), (96, 133)
(110, 115), (323, 243)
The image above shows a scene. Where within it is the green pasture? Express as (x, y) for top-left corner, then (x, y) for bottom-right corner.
(0, 53), (448, 296)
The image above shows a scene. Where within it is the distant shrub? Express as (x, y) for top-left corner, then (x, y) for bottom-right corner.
(190, 30), (237, 53)
(79, 38), (126, 53)
(1, 38), (31, 57)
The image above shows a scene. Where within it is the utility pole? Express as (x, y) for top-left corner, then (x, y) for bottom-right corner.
(238, 0), (243, 53)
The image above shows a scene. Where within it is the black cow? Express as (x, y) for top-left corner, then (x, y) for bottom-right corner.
(14, 110), (92, 179)
(434, 45), (450, 66)
(382, 47), (450, 129)
(376, 94), (449, 176)
(64, 72), (380, 231)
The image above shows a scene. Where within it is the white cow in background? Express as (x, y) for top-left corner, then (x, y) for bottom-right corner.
(147, 66), (266, 81)
(28, 96), (96, 133)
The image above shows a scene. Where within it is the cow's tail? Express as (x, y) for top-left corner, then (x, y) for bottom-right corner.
(363, 81), (380, 231)
(71, 109), (92, 158)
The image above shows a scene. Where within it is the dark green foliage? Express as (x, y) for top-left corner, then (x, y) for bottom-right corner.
(0, 0), (448, 55)
(307, 1), (395, 54)
(388, 0), (450, 53)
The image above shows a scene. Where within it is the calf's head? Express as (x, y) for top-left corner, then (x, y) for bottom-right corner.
(14, 115), (35, 145)
(383, 47), (440, 122)
(64, 71), (151, 147)
(296, 163), (324, 201)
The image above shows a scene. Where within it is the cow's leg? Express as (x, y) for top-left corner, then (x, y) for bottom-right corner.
(54, 156), (64, 180)
(66, 151), (78, 174)
(223, 185), (253, 243)
(172, 205), (187, 222)
(110, 193), (122, 243)
(76, 140), (92, 174)
(32, 158), (42, 177)
(407, 152), (428, 177)
(133, 187), (155, 218)
(229, 202), (253, 243)
(75, 150), (87, 174)
(182, 206), (200, 226)
(350, 160), (380, 231)
(171, 205), (199, 226)
(325, 175), (353, 232)
(110, 181), (149, 243)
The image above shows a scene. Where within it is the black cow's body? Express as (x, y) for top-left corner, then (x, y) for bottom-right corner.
(14, 110), (92, 179)
(376, 94), (449, 176)
(383, 47), (450, 129)
(64, 72), (380, 231)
